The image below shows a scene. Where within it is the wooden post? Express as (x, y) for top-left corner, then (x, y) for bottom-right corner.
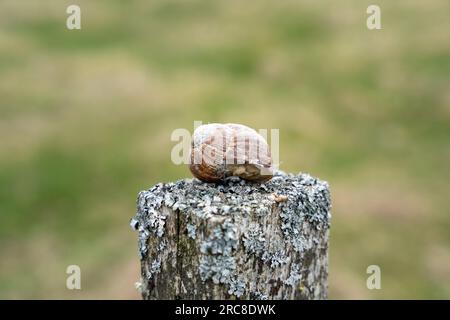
(131, 172), (331, 300)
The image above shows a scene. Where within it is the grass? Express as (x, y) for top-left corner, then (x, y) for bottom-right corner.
(0, 0), (449, 299)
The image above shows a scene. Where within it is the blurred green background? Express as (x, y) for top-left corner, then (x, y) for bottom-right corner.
(1, 0), (449, 299)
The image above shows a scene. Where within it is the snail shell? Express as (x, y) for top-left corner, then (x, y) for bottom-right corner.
(189, 123), (273, 182)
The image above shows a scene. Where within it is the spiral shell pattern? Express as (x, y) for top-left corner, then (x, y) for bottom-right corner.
(189, 123), (273, 182)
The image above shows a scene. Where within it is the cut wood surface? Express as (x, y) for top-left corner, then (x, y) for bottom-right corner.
(131, 171), (331, 299)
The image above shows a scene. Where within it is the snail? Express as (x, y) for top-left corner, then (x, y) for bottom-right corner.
(189, 123), (273, 182)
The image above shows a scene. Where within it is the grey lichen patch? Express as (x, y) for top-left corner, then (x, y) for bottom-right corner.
(144, 257), (162, 280)
(278, 173), (331, 253)
(134, 185), (168, 258)
(252, 292), (269, 300)
(291, 235), (312, 253)
(132, 170), (331, 299)
(228, 277), (246, 298)
(262, 248), (289, 268)
(198, 219), (239, 286)
(284, 264), (302, 287)
(242, 222), (265, 255)
(200, 219), (238, 255)
(186, 223), (197, 239)
(199, 255), (236, 284)
(157, 239), (167, 251)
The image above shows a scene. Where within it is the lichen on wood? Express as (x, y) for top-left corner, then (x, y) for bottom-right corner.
(131, 171), (331, 299)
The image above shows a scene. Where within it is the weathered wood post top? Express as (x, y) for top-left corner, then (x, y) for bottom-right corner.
(131, 171), (331, 300)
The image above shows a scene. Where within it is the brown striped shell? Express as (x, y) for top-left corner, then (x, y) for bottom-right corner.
(189, 123), (273, 182)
